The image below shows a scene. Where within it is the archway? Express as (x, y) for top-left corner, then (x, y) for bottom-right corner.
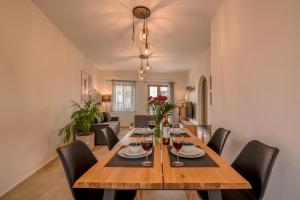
(198, 76), (208, 125)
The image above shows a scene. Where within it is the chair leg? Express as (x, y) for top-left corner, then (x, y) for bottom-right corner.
(208, 190), (222, 200)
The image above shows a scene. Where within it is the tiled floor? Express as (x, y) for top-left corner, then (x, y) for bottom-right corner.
(0, 128), (197, 200)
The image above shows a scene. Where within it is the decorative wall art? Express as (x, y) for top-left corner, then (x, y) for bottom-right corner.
(81, 70), (91, 102)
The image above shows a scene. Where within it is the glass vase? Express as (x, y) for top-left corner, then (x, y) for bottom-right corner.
(154, 121), (163, 143)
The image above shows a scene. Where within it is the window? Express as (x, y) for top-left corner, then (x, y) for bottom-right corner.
(148, 84), (169, 114)
(112, 81), (136, 112)
(148, 85), (169, 98)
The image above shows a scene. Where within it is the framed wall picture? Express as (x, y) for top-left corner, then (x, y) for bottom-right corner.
(81, 70), (91, 102)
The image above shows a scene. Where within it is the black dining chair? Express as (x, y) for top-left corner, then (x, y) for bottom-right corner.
(207, 128), (231, 155)
(103, 127), (120, 150)
(198, 140), (279, 200)
(57, 140), (136, 200)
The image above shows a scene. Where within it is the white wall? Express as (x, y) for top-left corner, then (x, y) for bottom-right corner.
(0, 0), (94, 196)
(187, 49), (211, 125)
(211, 0), (300, 199)
(95, 69), (187, 126)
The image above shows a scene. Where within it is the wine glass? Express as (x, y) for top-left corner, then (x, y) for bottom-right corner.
(141, 135), (153, 166)
(148, 121), (155, 133)
(172, 135), (184, 166)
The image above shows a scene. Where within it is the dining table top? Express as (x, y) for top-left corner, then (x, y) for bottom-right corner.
(73, 128), (251, 190)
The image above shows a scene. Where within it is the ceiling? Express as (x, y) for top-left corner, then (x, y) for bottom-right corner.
(34, 0), (222, 72)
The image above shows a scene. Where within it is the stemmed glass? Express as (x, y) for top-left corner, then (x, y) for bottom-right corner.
(172, 135), (184, 166)
(148, 121), (155, 133)
(141, 135), (153, 166)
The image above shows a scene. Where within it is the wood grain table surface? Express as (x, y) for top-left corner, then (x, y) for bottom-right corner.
(74, 129), (251, 191)
(162, 131), (251, 190)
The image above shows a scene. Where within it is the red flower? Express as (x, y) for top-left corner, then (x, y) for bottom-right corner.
(148, 96), (153, 101)
(162, 96), (168, 101)
(154, 95), (168, 102)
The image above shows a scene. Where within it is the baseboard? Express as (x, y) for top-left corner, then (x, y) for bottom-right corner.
(0, 154), (57, 197)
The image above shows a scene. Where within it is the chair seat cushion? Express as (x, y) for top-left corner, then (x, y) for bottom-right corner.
(197, 189), (256, 200)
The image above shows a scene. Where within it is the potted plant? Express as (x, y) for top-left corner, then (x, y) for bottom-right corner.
(59, 100), (100, 150)
(148, 95), (176, 139)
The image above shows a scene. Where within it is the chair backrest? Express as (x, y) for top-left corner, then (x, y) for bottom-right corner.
(232, 140), (279, 200)
(57, 140), (99, 199)
(207, 128), (231, 155)
(103, 127), (120, 150)
(134, 115), (153, 128)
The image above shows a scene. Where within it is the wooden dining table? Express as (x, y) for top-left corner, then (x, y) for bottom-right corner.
(74, 129), (251, 200)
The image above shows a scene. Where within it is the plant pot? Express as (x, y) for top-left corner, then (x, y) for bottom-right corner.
(75, 132), (95, 151)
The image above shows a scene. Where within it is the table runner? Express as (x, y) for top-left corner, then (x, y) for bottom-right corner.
(105, 146), (154, 167)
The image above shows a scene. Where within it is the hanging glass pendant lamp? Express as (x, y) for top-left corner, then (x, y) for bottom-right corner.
(140, 41), (153, 57)
(146, 59), (150, 70)
(140, 18), (149, 41)
(131, 15), (136, 46)
(138, 58), (145, 81)
(138, 58), (145, 74)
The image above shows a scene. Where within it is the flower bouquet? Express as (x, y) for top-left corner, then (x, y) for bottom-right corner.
(148, 95), (176, 138)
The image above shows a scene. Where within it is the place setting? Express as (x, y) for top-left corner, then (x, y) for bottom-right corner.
(168, 135), (218, 167)
(105, 135), (154, 167)
(130, 121), (155, 137)
(170, 127), (190, 137)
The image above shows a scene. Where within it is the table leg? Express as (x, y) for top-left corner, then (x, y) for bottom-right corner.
(208, 189), (222, 200)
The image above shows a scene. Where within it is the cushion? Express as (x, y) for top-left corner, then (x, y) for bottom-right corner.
(102, 112), (111, 122)
(106, 112), (111, 121)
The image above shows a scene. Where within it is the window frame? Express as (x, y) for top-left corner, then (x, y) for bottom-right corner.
(112, 81), (136, 112)
(147, 84), (170, 114)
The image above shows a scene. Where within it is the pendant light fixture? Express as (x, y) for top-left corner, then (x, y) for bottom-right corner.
(132, 6), (153, 80)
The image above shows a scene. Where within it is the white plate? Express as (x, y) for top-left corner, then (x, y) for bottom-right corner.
(171, 147), (205, 158)
(171, 128), (186, 135)
(118, 147), (152, 158)
(133, 128), (152, 135)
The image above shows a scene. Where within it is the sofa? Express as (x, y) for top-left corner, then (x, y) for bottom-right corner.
(91, 112), (120, 145)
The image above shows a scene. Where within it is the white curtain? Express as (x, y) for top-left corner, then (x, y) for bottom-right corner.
(112, 81), (136, 112)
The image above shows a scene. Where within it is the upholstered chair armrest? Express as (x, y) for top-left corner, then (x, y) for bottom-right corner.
(110, 117), (119, 121)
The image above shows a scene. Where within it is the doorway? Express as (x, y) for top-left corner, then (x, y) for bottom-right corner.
(198, 76), (208, 125)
